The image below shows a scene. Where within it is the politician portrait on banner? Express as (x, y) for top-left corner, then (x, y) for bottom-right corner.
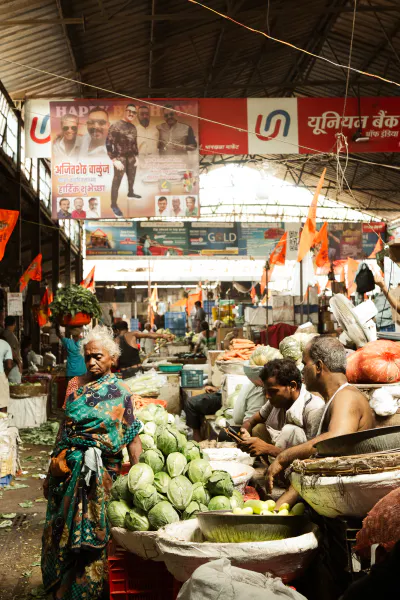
(50, 99), (199, 219)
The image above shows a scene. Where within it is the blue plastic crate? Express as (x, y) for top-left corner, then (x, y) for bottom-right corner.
(203, 300), (215, 318)
(181, 370), (204, 388)
(165, 312), (187, 334)
(130, 318), (139, 331)
(0, 474), (12, 487)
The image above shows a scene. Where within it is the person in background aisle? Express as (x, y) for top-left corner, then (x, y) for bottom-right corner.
(21, 335), (32, 370)
(194, 321), (211, 356)
(374, 272), (400, 329)
(240, 359), (325, 457)
(112, 321), (173, 379)
(56, 325), (87, 382)
(374, 290), (395, 332)
(0, 338), (13, 412)
(193, 300), (206, 333)
(223, 327), (240, 350)
(141, 322), (156, 356)
(2, 316), (22, 384)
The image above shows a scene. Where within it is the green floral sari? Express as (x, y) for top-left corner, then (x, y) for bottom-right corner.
(41, 373), (141, 600)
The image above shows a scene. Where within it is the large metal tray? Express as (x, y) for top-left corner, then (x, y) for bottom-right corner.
(197, 510), (306, 543)
(315, 426), (400, 457)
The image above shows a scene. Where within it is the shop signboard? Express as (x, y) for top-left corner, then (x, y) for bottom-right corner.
(187, 223), (240, 256)
(137, 222), (188, 256)
(7, 292), (23, 316)
(50, 99), (199, 220)
(362, 222), (386, 257)
(86, 221), (138, 256)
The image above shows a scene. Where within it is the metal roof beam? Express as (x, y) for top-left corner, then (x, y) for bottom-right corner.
(55, 0), (83, 97)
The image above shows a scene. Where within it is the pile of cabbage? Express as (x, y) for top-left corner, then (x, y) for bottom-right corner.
(107, 403), (244, 531)
(279, 332), (319, 368)
(249, 345), (282, 367)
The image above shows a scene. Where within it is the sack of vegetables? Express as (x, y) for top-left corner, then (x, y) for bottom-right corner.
(50, 284), (102, 326)
(107, 404), (245, 533)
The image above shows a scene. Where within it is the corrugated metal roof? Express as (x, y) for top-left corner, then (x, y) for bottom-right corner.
(1, 0), (400, 220)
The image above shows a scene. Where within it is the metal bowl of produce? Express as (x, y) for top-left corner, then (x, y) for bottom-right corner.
(315, 426), (400, 457)
(197, 510), (306, 543)
(243, 362), (263, 385)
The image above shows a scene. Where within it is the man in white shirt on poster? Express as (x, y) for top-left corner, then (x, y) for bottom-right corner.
(86, 197), (101, 219)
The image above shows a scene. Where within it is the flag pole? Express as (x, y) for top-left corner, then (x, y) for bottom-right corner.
(300, 259), (304, 325)
(265, 259), (269, 344)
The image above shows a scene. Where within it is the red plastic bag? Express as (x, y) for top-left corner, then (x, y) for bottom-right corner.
(358, 341), (400, 383)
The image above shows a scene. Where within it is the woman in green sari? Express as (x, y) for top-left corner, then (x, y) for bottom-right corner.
(41, 326), (142, 600)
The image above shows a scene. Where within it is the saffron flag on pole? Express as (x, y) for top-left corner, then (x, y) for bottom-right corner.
(368, 235), (384, 259)
(297, 168), (326, 262)
(0, 209), (19, 261)
(314, 222), (329, 267)
(81, 266), (95, 292)
(269, 232), (287, 266)
(347, 258), (359, 297)
(37, 287), (53, 327)
(20, 254), (42, 292)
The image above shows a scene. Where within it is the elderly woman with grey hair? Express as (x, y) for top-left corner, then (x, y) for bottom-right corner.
(42, 326), (142, 600)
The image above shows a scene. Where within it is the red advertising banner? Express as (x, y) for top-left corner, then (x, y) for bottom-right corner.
(297, 97), (400, 154)
(31, 97), (400, 163)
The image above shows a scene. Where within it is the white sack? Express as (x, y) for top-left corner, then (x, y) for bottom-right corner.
(157, 518), (319, 583)
(110, 528), (163, 561)
(370, 386), (400, 416)
(177, 558), (308, 600)
(7, 395), (47, 429)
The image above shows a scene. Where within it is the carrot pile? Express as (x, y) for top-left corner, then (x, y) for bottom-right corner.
(220, 338), (256, 361)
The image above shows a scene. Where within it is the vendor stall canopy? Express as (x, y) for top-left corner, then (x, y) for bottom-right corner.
(2, 0), (400, 221)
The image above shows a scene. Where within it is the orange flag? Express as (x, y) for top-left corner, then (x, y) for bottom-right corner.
(250, 286), (256, 302)
(269, 232), (287, 266)
(37, 287), (53, 327)
(81, 266), (95, 292)
(0, 209), (19, 261)
(297, 168), (326, 262)
(314, 223), (329, 267)
(260, 268), (267, 295)
(20, 254), (42, 292)
(368, 235), (384, 259)
(347, 258), (359, 297)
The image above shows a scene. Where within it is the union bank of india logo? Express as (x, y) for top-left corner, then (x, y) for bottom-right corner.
(30, 114), (50, 144)
(255, 109), (291, 141)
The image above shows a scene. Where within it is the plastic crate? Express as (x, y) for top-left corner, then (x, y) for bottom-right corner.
(164, 312), (186, 334)
(203, 300), (215, 318)
(108, 541), (177, 600)
(181, 369), (204, 388)
(0, 475), (12, 487)
(130, 318), (139, 331)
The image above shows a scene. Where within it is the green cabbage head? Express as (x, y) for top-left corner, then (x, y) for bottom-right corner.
(124, 508), (150, 532)
(206, 470), (234, 498)
(110, 475), (132, 504)
(279, 336), (302, 361)
(187, 459), (213, 484)
(152, 405), (169, 426)
(107, 499), (131, 527)
(139, 433), (156, 451)
(208, 496), (232, 511)
(230, 489), (244, 509)
(143, 421), (157, 437)
(139, 448), (165, 473)
(191, 482), (210, 505)
(182, 501), (208, 520)
(183, 441), (202, 462)
(153, 471), (171, 495)
(167, 475), (193, 510)
(148, 501), (180, 530)
(133, 484), (159, 512)
(127, 463), (154, 493)
(166, 452), (187, 478)
(156, 426), (182, 456)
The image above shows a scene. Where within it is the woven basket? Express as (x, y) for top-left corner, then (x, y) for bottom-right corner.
(10, 383), (46, 398)
(291, 451), (400, 477)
